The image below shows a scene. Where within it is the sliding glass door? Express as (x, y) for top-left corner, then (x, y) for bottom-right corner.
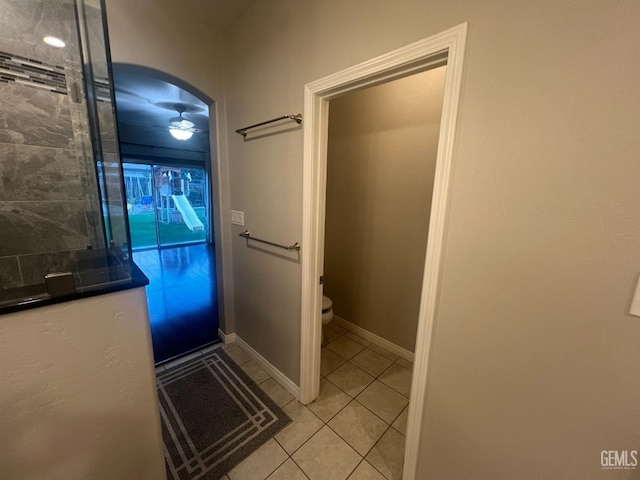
(123, 162), (208, 250)
(154, 165), (207, 247)
(123, 163), (158, 249)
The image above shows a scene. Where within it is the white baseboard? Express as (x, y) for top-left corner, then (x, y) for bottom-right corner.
(233, 335), (300, 399)
(218, 328), (237, 345)
(332, 315), (415, 362)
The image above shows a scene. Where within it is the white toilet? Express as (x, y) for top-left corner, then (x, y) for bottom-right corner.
(321, 296), (334, 345)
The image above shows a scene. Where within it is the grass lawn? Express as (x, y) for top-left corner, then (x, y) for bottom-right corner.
(128, 207), (207, 249)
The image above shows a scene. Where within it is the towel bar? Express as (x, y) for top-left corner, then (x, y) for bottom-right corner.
(239, 230), (301, 251)
(235, 114), (302, 138)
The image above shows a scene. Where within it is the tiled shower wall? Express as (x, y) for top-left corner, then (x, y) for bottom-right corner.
(0, 1), (105, 290)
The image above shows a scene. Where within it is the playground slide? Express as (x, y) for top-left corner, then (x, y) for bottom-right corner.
(172, 195), (204, 231)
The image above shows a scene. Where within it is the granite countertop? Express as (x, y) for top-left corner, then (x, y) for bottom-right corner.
(0, 259), (149, 315)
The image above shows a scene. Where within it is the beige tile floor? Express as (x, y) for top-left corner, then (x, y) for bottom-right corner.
(213, 324), (413, 480)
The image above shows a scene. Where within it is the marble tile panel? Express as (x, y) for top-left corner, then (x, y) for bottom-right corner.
(65, 69), (105, 250)
(0, 1), (82, 68)
(0, 144), (82, 201)
(97, 100), (118, 153)
(0, 200), (89, 256)
(0, 256), (22, 289)
(365, 428), (405, 480)
(83, 209), (106, 250)
(18, 249), (79, 286)
(66, 67), (93, 154)
(0, 83), (73, 149)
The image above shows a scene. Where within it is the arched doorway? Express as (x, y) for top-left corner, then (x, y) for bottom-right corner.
(112, 64), (220, 363)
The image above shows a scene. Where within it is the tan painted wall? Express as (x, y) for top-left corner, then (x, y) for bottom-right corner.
(223, 1), (640, 478)
(105, 0), (236, 334)
(105, 0), (225, 102)
(323, 67), (446, 352)
(0, 288), (165, 480)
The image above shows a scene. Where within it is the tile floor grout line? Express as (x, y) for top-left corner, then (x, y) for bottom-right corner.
(295, 422), (363, 479)
(264, 452), (289, 480)
(362, 422), (396, 480)
(321, 360), (409, 427)
(285, 447), (312, 480)
(276, 412), (325, 460)
(325, 373), (406, 427)
(323, 405), (386, 460)
(347, 458), (372, 480)
(344, 354), (412, 398)
(228, 325), (407, 480)
(305, 381), (398, 465)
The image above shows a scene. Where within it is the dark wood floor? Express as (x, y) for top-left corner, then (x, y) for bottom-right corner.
(133, 244), (220, 364)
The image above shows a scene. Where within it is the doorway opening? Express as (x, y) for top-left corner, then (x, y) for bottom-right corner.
(300, 24), (467, 479)
(113, 64), (220, 363)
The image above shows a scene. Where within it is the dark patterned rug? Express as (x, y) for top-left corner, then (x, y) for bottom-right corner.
(157, 348), (291, 480)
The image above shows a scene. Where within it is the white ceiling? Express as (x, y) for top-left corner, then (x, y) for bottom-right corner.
(149, 0), (260, 32)
(113, 67), (211, 154)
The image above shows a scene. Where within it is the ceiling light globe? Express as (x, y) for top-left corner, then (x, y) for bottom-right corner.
(169, 127), (194, 140)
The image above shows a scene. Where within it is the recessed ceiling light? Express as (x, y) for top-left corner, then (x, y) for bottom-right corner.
(43, 36), (66, 48)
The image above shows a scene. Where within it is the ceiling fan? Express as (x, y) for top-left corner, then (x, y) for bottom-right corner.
(168, 104), (200, 140)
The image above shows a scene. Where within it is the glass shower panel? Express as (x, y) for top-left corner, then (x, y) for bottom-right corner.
(0, 0), (133, 305)
(123, 163), (158, 250)
(76, 0), (130, 255)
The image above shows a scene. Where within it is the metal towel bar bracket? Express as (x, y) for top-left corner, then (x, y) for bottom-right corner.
(239, 230), (301, 251)
(235, 114), (302, 138)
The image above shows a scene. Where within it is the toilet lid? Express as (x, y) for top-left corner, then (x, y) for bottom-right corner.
(322, 296), (332, 310)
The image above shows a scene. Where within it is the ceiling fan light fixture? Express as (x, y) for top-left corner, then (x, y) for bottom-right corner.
(169, 127), (194, 140)
(170, 118), (195, 129)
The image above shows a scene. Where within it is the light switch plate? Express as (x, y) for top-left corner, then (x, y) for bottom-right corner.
(629, 274), (640, 317)
(231, 210), (244, 226)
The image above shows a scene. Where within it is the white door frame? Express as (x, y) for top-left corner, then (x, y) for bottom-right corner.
(299, 23), (467, 479)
